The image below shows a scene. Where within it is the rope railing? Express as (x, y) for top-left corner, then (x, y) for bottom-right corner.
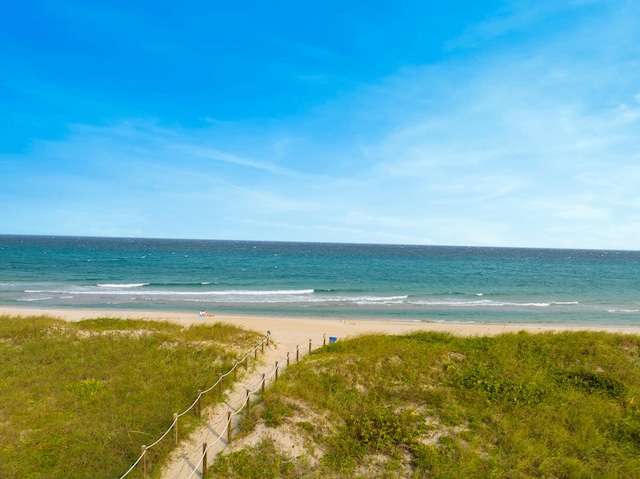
(171, 366), (284, 478)
(168, 334), (330, 479)
(162, 355), (289, 476)
(119, 334), (271, 479)
(120, 332), (332, 479)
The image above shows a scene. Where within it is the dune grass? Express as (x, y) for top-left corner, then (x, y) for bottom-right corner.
(213, 330), (640, 478)
(0, 314), (262, 479)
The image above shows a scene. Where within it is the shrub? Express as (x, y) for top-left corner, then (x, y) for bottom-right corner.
(212, 440), (299, 478)
(554, 370), (626, 398)
(261, 397), (294, 427)
(345, 408), (418, 452)
(67, 378), (104, 398)
(455, 367), (545, 405)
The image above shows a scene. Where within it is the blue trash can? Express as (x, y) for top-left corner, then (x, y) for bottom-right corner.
(329, 336), (337, 343)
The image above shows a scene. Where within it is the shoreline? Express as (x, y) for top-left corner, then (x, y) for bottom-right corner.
(3, 306), (640, 346)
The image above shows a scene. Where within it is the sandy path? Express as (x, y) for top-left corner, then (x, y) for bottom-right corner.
(160, 330), (320, 479)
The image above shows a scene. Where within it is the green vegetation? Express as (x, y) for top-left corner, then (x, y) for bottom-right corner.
(0, 314), (262, 479)
(214, 331), (640, 478)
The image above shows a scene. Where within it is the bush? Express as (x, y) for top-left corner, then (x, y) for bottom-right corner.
(346, 408), (418, 452)
(554, 370), (627, 398)
(212, 440), (298, 478)
(455, 367), (545, 405)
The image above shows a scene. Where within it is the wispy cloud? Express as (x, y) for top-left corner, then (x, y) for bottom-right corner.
(183, 145), (302, 178)
(447, 0), (610, 50)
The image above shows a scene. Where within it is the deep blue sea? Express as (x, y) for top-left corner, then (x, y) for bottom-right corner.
(1, 235), (639, 327)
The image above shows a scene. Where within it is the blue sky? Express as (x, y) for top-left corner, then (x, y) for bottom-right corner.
(1, 0), (639, 249)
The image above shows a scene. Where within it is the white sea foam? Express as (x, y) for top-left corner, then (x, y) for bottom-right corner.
(15, 288), (578, 309)
(411, 299), (552, 307)
(18, 296), (54, 302)
(218, 289), (314, 296)
(24, 288), (315, 297)
(352, 295), (408, 302)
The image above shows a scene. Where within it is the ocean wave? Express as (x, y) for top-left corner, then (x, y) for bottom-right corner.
(24, 288), (315, 297)
(15, 288), (408, 306)
(352, 295), (408, 305)
(411, 299), (554, 308)
(17, 287), (585, 309)
(222, 289), (315, 296)
(354, 295), (408, 302)
(18, 296), (55, 302)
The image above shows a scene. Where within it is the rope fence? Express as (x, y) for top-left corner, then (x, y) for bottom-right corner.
(119, 332), (333, 479)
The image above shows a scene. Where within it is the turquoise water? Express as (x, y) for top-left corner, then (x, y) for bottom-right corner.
(1, 235), (639, 326)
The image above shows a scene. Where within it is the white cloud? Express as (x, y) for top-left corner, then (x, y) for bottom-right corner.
(183, 145), (302, 178)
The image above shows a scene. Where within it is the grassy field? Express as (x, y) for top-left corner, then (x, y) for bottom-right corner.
(0, 314), (262, 479)
(213, 330), (640, 478)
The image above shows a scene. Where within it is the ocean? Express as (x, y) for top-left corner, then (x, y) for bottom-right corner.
(1, 235), (639, 327)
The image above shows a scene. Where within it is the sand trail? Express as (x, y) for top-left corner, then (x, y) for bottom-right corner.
(160, 330), (322, 479)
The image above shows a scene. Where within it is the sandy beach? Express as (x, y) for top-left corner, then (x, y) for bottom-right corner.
(4, 306), (640, 345)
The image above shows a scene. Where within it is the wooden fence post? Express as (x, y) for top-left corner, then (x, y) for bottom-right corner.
(246, 389), (250, 413)
(261, 373), (265, 395)
(244, 356), (248, 370)
(141, 445), (147, 478)
(275, 361), (279, 381)
(202, 443), (208, 477)
(227, 411), (232, 444)
(323, 334), (326, 346)
(309, 338), (312, 354)
(287, 351), (290, 367)
(173, 413), (178, 445)
(296, 345), (299, 362)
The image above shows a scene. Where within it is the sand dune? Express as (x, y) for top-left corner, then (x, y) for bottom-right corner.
(3, 306), (640, 346)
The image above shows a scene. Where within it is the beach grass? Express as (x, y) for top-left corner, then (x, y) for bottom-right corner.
(214, 330), (640, 478)
(0, 314), (262, 479)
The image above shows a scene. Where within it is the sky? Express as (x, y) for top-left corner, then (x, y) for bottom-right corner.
(1, 0), (639, 249)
